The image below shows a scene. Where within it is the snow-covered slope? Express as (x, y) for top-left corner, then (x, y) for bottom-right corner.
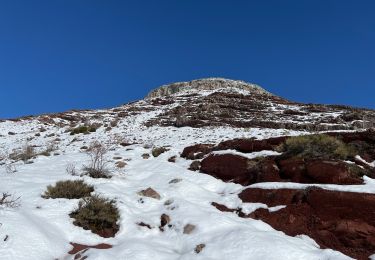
(1, 79), (375, 260)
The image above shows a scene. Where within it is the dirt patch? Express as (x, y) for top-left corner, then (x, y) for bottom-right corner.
(68, 242), (112, 259)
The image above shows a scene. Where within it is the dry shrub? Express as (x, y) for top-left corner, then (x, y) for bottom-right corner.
(66, 163), (78, 176)
(70, 125), (97, 135)
(69, 195), (119, 237)
(42, 180), (94, 199)
(0, 193), (20, 208)
(152, 147), (169, 157)
(39, 142), (59, 156)
(5, 163), (17, 173)
(280, 134), (356, 160)
(9, 144), (35, 162)
(82, 141), (111, 178)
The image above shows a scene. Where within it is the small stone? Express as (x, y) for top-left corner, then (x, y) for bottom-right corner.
(183, 224), (196, 234)
(168, 156), (177, 163)
(168, 178), (182, 184)
(138, 187), (161, 200)
(164, 199), (174, 206)
(189, 161), (201, 171)
(194, 243), (205, 254)
(115, 161), (127, 168)
(142, 153), (150, 159)
(160, 214), (171, 228)
(137, 222), (152, 229)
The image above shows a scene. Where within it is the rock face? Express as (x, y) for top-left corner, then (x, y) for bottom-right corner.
(216, 137), (286, 153)
(200, 154), (367, 185)
(200, 154), (253, 185)
(195, 131), (375, 258)
(240, 188), (375, 260)
(278, 158), (365, 184)
(200, 154), (281, 185)
(181, 144), (214, 160)
(146, 78), (272, 99)
(194, 130), (375, 186)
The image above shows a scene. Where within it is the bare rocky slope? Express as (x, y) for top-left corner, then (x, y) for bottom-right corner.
(1, 78), (375, 260)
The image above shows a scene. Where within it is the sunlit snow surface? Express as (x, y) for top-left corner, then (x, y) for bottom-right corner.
(0, 92), (369, 260)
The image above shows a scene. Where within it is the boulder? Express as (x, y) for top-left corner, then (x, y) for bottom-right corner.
(200, 154), (281, 185)
(278, 158), (364, 185)
(181, 144), (214, 160)
(200, 154), (253, 185)
(215, 136), (286, 153)
(138, 188), (161, 200)
(189, 160), (201, 171)
(305, 160), (363, 184)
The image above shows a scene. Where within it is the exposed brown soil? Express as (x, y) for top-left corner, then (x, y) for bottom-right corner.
(68, 242), (112, 259)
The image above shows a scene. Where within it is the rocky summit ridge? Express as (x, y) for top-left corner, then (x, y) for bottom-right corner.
(146, 78), (272, 99)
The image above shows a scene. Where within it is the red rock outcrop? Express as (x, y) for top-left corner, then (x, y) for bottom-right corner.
(278, 158), (365, 184)
(239, 188), (375, 260)
(200, 153), (366, 185)
(200, 154), (252, 185)
(181, 144), (214, 160)
(215, 136), (286, 153)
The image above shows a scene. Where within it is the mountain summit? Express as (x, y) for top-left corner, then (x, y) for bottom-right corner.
(1, 78), (375, 260)
(146, 78), (272, 99)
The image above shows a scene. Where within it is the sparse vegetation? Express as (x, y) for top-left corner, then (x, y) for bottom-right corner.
(39, 142), (59, 156)
(5, 163), (17, 173)
(280, 134), (356, 160)
(152, 147), (169, 157)
(66, 163), (78, 176)
(9, 144), (35, 163)
(69, 195), (119, 237)
(0, 192), (20, 208)
(42, 180), (94, 199)
(70, 125), (97, 135)
(82, 141), (111, 178)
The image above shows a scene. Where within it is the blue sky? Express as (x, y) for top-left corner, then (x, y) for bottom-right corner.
(0, 1), (374, 118)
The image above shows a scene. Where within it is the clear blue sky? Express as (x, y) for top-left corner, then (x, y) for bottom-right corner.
(0, 1), (374, 118)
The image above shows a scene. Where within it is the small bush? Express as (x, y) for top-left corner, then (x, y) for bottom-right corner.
(39, 142), (59, 157)
(152, 147), (169, 157)
(82, 141), (111, 178)
(66, 163), (78, 176)
(70, 125), (97, 135)
(42, 180), (94, 199)
(5, 163), (17, 173)
(82, 167), (111, 178)
(0, 192), (20, 208)
(9, 144), (35, 162)
(70, 195), (120, 237)
(280, 134), (355, 160)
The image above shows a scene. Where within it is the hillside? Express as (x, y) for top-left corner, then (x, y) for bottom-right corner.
(1, 78), (375, 260)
